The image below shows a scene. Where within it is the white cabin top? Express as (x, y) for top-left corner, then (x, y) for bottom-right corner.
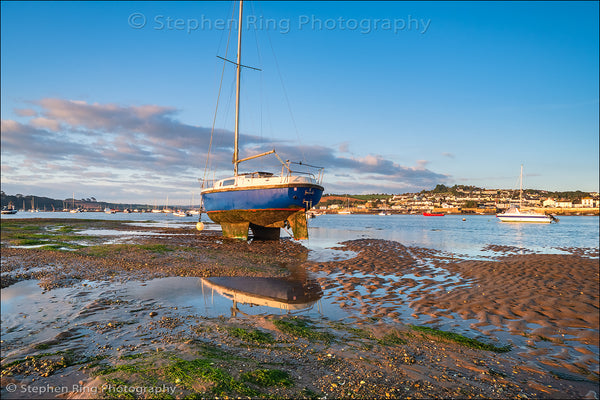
(204, 171), (321, 191)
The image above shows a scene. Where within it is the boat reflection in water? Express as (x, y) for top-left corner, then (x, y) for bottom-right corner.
(200, 270), (322, 317)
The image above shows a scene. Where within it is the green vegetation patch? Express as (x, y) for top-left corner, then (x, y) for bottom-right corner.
(42, 243), (85, 251)
(54, 225), (76, 233)
(163, 358), (257, 396)
(227, 327), (274, 344)
(1, 220), (96, 249)
(83, 243), (175, 257)
(410, 325), (511, 353)
(101, 377), (137, 399)
(193, 342), (237, 361)
(377, 331), (408, 346)
(273, 317), (334, 343)
(119, 353), (145, 360)
(136, 244), (175, 254)
(93, 348), (279, 398)
(83, 244), (121, 257)
(241, 369), (293, 387)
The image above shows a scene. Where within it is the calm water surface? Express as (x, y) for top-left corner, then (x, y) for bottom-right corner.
(305, 214), (599, 257)
(3, 211), (598, 255)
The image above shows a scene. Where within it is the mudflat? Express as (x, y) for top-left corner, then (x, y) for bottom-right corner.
(1, 218), (598, 399)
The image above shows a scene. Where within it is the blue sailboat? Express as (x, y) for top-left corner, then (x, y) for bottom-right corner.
(200, 1), (324, 240)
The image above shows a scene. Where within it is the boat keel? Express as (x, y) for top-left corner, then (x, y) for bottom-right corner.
(287, 210), (308, 240)
(217, 210), (309, 240)
(221, 222), (250, 240)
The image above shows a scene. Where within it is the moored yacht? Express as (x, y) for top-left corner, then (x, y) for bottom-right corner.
(199, 1), (324, 240)
(496, 165), (558, 223)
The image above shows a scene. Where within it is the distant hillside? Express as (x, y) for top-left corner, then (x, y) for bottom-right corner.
(1, 191), (150, 211)
(421, 184), (595, 202)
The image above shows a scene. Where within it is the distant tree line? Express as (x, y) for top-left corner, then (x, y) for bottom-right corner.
(0, 191), (149, 211)
(424, 185), (595, 202)
(1, 192), (65, 211)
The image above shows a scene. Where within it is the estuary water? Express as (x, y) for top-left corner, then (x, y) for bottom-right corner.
(304, 213), (599, 258)
(2, 211), (599, 256)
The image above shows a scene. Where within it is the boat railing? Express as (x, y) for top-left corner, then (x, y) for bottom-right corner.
(200, 148), (324, 188)
(236, 149), (324, 185)
(283, 169), (323, 185)
(287, 161), (324, 184)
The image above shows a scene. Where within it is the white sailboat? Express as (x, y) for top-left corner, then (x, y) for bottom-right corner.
(496, 165), (557, 223)
(69, 192), (81, 213)
(337, 196), (352, 214)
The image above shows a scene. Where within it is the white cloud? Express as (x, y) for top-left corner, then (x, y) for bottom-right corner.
(30, 117), (61, 131)
(1, 97), (450, 202)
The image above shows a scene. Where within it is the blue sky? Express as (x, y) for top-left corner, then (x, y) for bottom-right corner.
(1, 1), (598, 204)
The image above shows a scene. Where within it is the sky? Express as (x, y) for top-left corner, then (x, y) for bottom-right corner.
(1, 1), (598, 205)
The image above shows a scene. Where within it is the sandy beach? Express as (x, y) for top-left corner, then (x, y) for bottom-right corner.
(1, 218), (598, 399)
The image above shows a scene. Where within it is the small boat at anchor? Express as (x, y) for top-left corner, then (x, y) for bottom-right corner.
(423, 212), (444, 217)
(1, 203), (17, 214)
(496, 165), (558, 223)
(496, 207), (557, 223)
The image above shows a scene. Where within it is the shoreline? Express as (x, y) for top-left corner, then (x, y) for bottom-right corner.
(3, 209), (600, 218)
(1, 219), (598, 399)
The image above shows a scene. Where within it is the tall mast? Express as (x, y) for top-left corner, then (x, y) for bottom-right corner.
(233, 0), (243, 176)
(519, 164), (523, 207)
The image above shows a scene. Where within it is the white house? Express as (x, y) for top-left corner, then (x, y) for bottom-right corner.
(542, 198), (556, 207)
(555, 200), (573, 208)
(581, 197), (595, 208)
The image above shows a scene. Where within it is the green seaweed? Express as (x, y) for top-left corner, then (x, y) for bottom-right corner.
(410, 325), (512, 352)
(163, 358), (257, 396)
(1, 220), (95, 249)
(273, 317), (334, 343)
(376, 331), (408, 346)
(119, 353), (145, 360)
(101, 378), (137, 399)
(241, 368), (293, 387)
(136, 244), (175, 254)
(227, 327), (274, 344)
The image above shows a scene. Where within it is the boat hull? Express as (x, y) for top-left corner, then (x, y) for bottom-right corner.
(423, 212), (444, 217)
(202, 183), (323, 239)
(496, 214), (553, 223)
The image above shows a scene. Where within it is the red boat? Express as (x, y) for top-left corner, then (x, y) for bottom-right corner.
(422, 212), (445, 217)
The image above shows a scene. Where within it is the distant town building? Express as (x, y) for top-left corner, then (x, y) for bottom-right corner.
(542, 198), (556, 207)
(581, 197), (596, 207)
(555, 200), (573, 208)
